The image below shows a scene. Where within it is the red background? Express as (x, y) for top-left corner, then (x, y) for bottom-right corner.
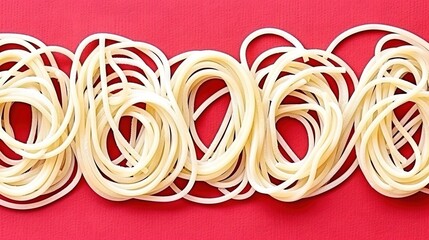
(1, 0), (429, 239)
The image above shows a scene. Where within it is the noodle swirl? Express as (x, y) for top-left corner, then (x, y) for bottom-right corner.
(0, 34), (80, 209)
(73, 34), (196, 202)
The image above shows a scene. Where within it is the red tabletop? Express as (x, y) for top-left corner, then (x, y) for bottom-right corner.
(1, 0), (429, 239)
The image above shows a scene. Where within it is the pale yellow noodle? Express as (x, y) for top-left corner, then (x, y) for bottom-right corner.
(169, 50), (263, 203)
(0, 34), (80, 210)
(328, 24), (429, 197)
(73, 34), (197, 202)
(239, 28), (358, 201)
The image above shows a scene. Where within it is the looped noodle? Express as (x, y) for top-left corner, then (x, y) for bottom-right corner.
(328, 24), (429, 197)
(240, 28), (359, 201)
(73, 34), (196, 202)
(169, 50), (262, 203)
(0, 34), (80, 209)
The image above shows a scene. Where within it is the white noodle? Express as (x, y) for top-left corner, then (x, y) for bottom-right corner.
(73, 34), (197, 202)
(169, 50), (262, 203)
(240, 28), (359, 201)
(0, 34), (80, 209)
(328, 24), (429, 197)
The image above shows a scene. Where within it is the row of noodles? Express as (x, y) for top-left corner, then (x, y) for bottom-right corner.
(1, 24), (428, 209)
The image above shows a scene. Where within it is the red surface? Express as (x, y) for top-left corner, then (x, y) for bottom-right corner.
(1, 0), (429, 239)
